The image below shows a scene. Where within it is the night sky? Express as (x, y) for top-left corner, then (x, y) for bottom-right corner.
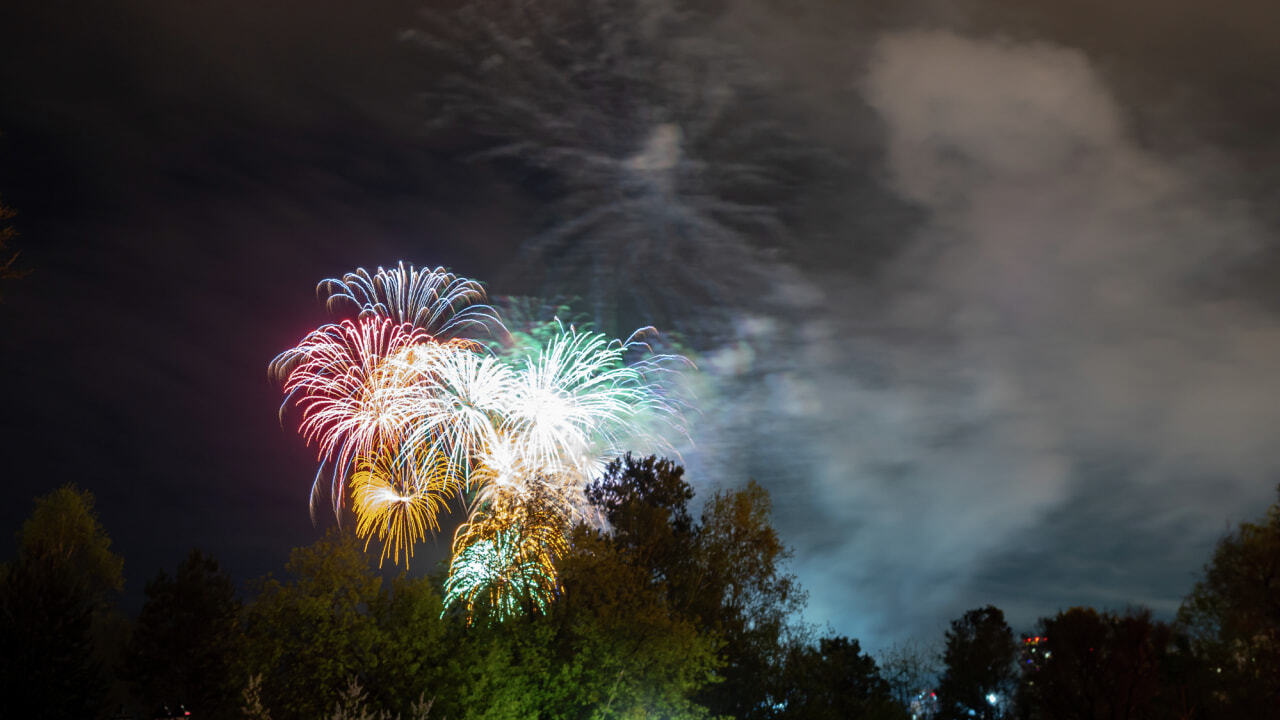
(1, 0), (1278, 651)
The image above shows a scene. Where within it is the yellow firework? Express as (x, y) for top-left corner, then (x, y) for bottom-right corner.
(351, 445), (462, 568)
(444, 491), (569, 623)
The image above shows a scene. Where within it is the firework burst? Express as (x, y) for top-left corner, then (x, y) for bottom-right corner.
(444, 491), (570, 624)
(270, 317), (434, 512)
(503, 324), (671, 480)
(319, 262), (502, 337)
(351, 445), (462, 568)
(271, 264), (685, 620)
(397, 340), (516, 476)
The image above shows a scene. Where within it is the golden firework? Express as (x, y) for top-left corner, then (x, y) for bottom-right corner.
(444, 488), (570, 623)
(351, 444), (462, 568)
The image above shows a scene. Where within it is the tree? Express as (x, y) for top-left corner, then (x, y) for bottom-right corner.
(935, 606), (1018, 720)
(879, 640), (941, 714)
(240, 558), (456, 720)
(0, 485), (123, 718)
(366, 574), (451, 719)
(775, 635), (906, 720)
(543, 523), (724, 719)
(439, 452), (812, 719)
(231, 456), (807, 719)
(585, 455), (806, 719)
(1021, 607), (1176, 720)
(242, 529), (385, 720)
(585, 454), (697, 578)
(13, 484), (124, 596)
(128, 549), (245, 720)
(417, 495), (723, 720)
(688, 481), (805, 719)
(1177, 486), (1280, 717)
(431, 455), (726, 719)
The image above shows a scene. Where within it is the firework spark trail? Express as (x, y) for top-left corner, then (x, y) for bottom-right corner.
(272, 265), (687, 619)
(505, 326), (659, 475)
(443, 529), (563, 624)
(270, 317), (435, 513)
(404, 0), (810, 332)
(319, 262), (503, 337)
(351, 444), (462, 568)
(396, 341), (516, 478)
(445, 490), (570, 624)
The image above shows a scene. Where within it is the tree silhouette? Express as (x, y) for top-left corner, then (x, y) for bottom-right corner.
(1178, 486), (1280, 717)
(936, 606), (1018, 720)
(0, 486), (122, 718)
(879, 640), (940, 713)
(774, 635), (905, 720)
(1022, 607), (1175, 720)
(128, 549), (245, 720)
(585, 454), (807, 718)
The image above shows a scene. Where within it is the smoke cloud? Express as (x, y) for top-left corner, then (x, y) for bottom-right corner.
(688, 29), (1280, 648)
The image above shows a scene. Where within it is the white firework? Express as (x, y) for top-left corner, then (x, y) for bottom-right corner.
(319, 261), (503, 338)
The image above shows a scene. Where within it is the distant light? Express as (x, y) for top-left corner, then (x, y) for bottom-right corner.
(986, 692), (1000, 706)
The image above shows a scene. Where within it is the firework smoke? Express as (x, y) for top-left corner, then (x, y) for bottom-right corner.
(404, 0), (817, 334)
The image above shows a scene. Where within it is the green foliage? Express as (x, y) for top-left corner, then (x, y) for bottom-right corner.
(423, 456), (726, 719)
(17, 484), (123, 598)
(0, 462), (874, 719)
(936, 606), (1018, 720)
(1177, 486), (1280, 717)
(12, 465), (1280, 720)
(550, 525), (724, 719)
(0, 485), (122, 718)
(242, 529), (387, 720)
(691, 481), (805, 719)
(128, 549), (245, 720)
(366, 574), (451, 718)
(585, 455), (806, 719)
(241, 532), (460, 720)
(415, 454), (739, 719)
(437, 624), (548, 719)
